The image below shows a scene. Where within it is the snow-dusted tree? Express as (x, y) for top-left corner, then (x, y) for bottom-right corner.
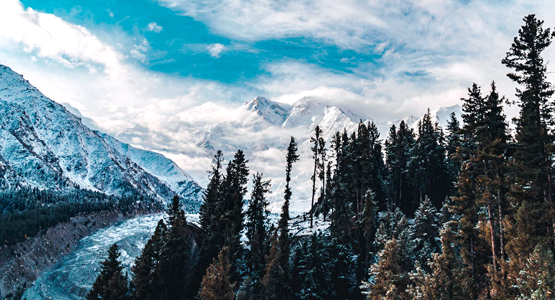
(374, 207), (413, 272)
(409, 226), (470, 300)
(362, 237), (409, 300)
(409, 196), (440, 271)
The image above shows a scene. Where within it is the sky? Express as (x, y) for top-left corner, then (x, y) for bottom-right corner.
(2, 0), (555, 201)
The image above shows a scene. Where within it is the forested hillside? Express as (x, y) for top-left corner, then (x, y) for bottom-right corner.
(81, 14), (555, 299)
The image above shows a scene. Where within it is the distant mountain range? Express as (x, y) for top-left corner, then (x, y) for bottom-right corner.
(0, 65), (203, 208)
(0, 64), (461, 213)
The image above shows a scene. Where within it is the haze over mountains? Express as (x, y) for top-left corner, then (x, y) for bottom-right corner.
(0, 64), (461, 212)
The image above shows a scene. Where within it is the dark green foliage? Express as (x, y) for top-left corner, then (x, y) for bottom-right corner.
(291, 234), (358, 300)
(410, 110), (450, 209)
(502, 14), (554, 204)
(385, 121), (416, 215)
(0, 187), (160, 245)
(409, 196), (440, 271)
(151, 197), (197, 299)
(244, 172), (271, 296)
(130, 219), (166, 300)
(86, 244), (129, 300)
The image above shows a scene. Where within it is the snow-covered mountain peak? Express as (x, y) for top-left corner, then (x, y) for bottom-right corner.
(240, 96), (290, 126)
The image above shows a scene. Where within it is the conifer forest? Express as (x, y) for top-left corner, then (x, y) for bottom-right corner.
(82, 15), (555, 300)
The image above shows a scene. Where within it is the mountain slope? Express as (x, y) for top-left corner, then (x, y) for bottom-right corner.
(0, 65), (202, 206)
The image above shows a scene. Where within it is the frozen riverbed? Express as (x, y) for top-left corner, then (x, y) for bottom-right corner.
(21, 211), (320, 299)
(23, 214), (168, 299)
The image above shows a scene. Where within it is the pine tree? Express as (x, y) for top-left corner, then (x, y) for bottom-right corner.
(220, 150), (250, 281)
(152, 197), (196, 299)
(86, 244), (129, 300)
(361, 238), (409, 300)
(261, 233), (285, 300)
(410, 196), (440, 271)
(449, 163), (479, 299)
(200, 150), (224, 233)
(386, 121), (416, 215)
(446, 112), (462, 183)
(199, 247), (235, 300)
(516, 244), (555, 299)
(310, 126), (323, 228)
(374, 208), (413, 272)
(502, 14), (555, 206)
(410, 110), (449, 209)
(277, 136), (299, 299)
(245, 172), (271, 296)
(502, 15), (555, 266)
(130, 219), (166, 300)
(409, 226), (470, 300)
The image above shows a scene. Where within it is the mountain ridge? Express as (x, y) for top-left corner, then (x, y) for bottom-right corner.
(0, 65), (203, 207)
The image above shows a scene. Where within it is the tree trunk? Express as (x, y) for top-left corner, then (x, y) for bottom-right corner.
(311, 161), (317, 229)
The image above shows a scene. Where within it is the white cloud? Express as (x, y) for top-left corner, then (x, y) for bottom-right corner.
(207, 43), (225, 58)
(147, 22), (163, 33)
(0, 0), (125, 77)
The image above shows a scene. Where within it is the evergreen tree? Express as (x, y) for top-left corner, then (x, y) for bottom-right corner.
(244, 172), (271, 296)
(130, 219), (166, 300)
(361, 238), (409, 300)
(410, 110), (449, 209)
(516, 245), (555, 300)
(86, 244), (129, 300)
(200, 150), (224, 232)
(450, 163), (479, 298)
(310, 126), (323, 228)
(261, 233), (285, 300)
(446, 112), (462, 183)
(220, 150), (250, 281)
(199, 247), (235, 300)
(386, 121), (416, 215)
(502, 14), (555, 206)
(152, 197), (196, 299)
(410, 196), (440, 271)
(374, 208), (413, 272)
(409, 226), (470, 300)
(277, 136), (299, 299)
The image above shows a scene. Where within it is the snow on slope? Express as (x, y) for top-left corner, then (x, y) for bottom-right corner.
(0, 65), (202, 205)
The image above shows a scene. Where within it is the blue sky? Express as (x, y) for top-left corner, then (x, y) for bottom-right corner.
(18, 0), (381, 84)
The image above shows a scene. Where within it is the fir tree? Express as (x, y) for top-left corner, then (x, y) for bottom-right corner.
(200, 151), (224, 233)
(199, 247), (235, 300)
(410, 196), (440, 271)
(86, 244), (129, 300)
(261, 233), (285, 300)
(502, 14), (555, 205)
(386, 121), (416, 215)
(130, 219), (166, 300)
(152, 197), (196, 299)
(374, 208), (413, 272)
(409, 226), (470, 300)
(446, 112), (462, 183)
(220, 150), (250, 281)
(361, 238), (409, 300)
(310, 126), (323, 228)
(244, 172), (271, 296)
(277, 136), (299, 299)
